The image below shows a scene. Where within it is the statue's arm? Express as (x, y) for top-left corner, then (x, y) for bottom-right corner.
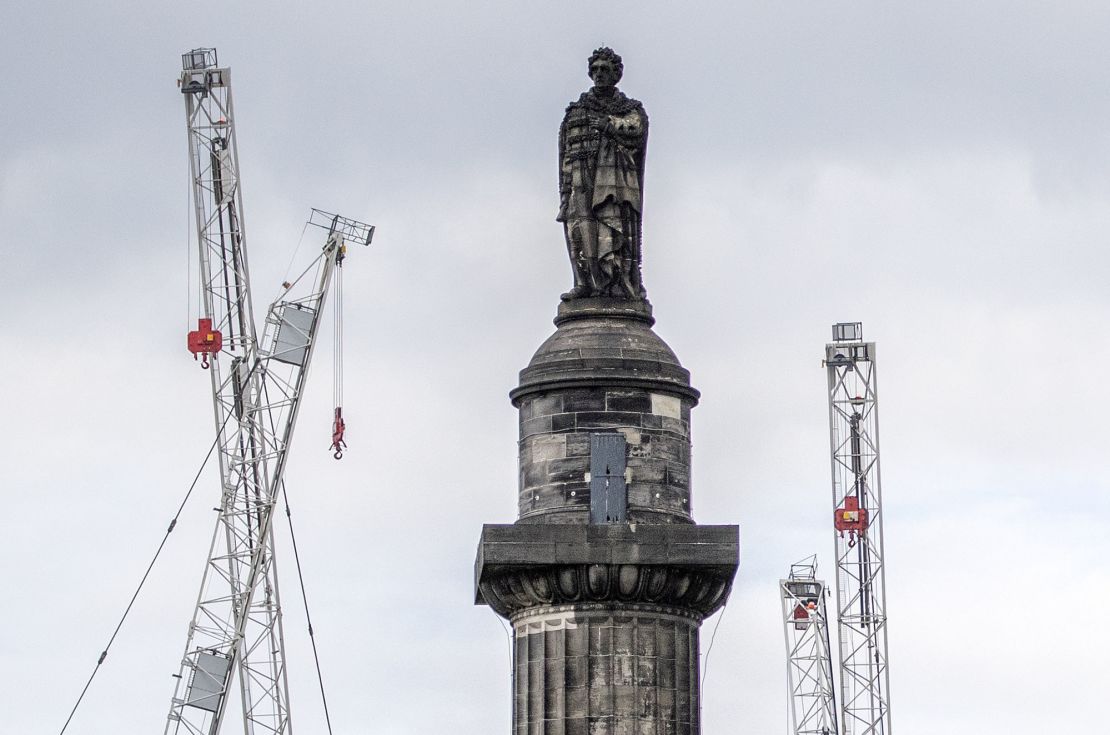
(609, 109), (646, 150)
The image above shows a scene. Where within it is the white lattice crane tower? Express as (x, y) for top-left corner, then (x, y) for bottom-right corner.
(823, 322), (893, 735)
(781, 557), (838, 735)
(168, 48), (373, 735)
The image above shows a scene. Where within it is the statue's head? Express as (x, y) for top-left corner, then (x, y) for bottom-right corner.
(588, 47), (623, 89)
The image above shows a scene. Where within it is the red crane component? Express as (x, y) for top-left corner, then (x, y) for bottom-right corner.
(834, 495), (868, 545)
(330, 407), (346, 460)
(187, 318), (222, 369)
(792, 600), (818, 630)
(792, 603), (809, 630)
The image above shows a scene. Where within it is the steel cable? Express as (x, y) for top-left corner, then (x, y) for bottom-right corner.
(699, 590), (731, 695)
(257, 357), (337, 735)
(58, 409), (232, 735)
(280, 484), (335, 735)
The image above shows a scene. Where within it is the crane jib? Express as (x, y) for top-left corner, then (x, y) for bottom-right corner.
(168, 47), (374, 735)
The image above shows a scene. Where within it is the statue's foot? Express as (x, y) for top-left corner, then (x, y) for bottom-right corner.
(561, 285), (592, 301)
(613, 277), (637, 299)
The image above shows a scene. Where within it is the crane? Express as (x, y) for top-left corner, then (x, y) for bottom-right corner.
(780, 556), (838, 735)
(170, 48), (373, 735)
(822, 322), (893, 735)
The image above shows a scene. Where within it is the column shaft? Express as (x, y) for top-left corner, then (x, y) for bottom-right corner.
(512, 606), (700, 735)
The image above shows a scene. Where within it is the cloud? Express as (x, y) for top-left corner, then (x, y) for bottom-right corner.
(3, 2), (1107, 732)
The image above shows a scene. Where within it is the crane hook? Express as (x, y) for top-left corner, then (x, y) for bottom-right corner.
(188, 318), (221, 370)
(330, 407), (347, 460)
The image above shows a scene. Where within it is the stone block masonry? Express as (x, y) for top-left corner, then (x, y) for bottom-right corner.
(476, 297), (739, 735)
(517, 386), (693, 523)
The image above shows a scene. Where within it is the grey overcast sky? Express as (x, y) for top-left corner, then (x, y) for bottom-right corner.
(1, 1), (1107, 732)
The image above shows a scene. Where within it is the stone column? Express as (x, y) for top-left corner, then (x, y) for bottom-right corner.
(476, 299), (739, 735)
(513, 607), (699, 735)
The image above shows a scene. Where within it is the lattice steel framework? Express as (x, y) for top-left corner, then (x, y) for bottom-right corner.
(823, 323), (892, 735)
(780, 557), (838, 735)
(168, 48), (374, 735)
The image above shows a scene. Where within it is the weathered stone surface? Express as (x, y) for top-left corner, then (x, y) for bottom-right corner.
(477, 524), (739, 567)
(512, 305), (698, 408)
(512, 608), (699, 735)
(511, 294), (700, 525)
(516, 384), (695, 524)
(475, 524), (739, 618)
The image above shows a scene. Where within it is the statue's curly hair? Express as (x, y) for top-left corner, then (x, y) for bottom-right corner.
(588, 47), (623, 81)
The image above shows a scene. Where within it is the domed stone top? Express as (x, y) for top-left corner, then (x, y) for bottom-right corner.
(510, 298), (701, 525)
(510, 298), (700, 407)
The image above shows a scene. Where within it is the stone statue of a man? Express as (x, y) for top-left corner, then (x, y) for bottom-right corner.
(558, 47), (647, 301)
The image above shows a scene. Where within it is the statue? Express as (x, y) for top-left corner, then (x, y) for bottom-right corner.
(558, 47), (648, 301)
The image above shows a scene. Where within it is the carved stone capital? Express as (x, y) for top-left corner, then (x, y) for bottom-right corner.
(475, 523), (739, 621)
(479, 562), (733, 620)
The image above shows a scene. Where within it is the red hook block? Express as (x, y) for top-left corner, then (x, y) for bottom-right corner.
(330, 407), (347, 460)
(187, 318), (222, 369)
(834, 495), (869, 546)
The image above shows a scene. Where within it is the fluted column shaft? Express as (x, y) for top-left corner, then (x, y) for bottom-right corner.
(512, 606), (699, 735)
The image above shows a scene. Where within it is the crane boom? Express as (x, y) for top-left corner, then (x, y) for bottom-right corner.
(170, 48), (374, 735)
(823, 322), (893, 735)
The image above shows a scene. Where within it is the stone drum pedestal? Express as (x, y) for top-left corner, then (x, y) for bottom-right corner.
(475, 299), (740, 735)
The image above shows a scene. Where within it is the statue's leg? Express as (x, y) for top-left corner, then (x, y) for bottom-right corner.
(617, 258), (636, 297)
(561, 221), (593, 300)
(582, 218), (605, 295)
(615, 239), (636, 298)
(604, 208), (635, 298)
(563, 223), (577, 281)
(601, 255), (624, 296)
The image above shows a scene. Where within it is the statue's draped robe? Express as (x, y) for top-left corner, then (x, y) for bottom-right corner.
(558, 89), (647, 264)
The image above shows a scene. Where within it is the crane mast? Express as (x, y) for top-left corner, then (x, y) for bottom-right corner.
(823, 322), (892, 735)
(780, 557), (838, 735)
(170, 48), (373, 735)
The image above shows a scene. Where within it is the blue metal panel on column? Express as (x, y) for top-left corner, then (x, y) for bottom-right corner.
(589, 433), (627, 523)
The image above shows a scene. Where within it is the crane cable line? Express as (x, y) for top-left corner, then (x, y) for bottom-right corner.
(282, 219), (312, 287)
(280, 481), (335, 735)
(258, 370), (337, 735)
(186, 165), (193, 332)
(58, 407), (233, 735)
(330, 256), (346, 459)
(333, 262), (343, 416)
(699, 588), (731, 694)
(61, 362), (341, 735)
